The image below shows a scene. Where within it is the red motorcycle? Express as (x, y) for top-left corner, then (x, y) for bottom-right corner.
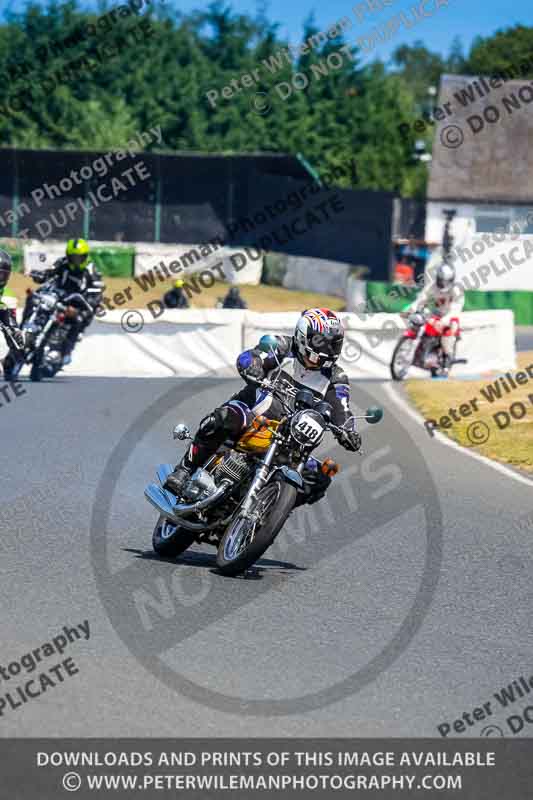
(390, 308), (466, 380)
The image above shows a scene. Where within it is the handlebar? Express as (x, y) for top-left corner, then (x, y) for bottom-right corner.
(246, 375), (382, 432)
(59, 293), (94, 313)
(58, 292), (94, 314)
(245, 376), (295, 414)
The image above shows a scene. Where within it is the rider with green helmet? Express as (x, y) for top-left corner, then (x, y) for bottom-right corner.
(23, 238), (104, 364)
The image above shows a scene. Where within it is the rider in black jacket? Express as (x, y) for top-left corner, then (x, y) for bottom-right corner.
(164, 308), (361, 505)
(163, 279), (189, 309)
(0, 250), (24, 352)
(23, 239), (104, 363)
(222, 286), (247, 309)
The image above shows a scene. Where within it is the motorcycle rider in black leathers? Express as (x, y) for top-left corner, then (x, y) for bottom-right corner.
(0, 250), (24, 354)
(22, 238), (104, 364)
(163, 279), (189, 309)
(164, 308), (362, 506)
(222, 286), (247, 309)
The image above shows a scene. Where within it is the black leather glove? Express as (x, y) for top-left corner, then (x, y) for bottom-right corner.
(337, 429), (362, 453)
(1, 322), (24, 351)
(11, 327), (24, 351)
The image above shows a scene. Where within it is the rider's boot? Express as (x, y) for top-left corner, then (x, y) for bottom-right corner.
(163, 463), (192, 497)
(439, 337), (454, 376)
(164, 405), (247, 496)
(164, 447), (195, 497)
(163, 442), (217, 497)
(61, 340), (75, 367)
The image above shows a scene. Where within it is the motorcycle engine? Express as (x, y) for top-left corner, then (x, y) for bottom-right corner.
(182, 468), (218, 502)
(213, 452), (249, 484)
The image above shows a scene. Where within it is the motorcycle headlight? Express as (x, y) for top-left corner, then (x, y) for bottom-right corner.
(38, 293), (57, 310)
(290, 409), (326, 447)
(409, 312), (425, 328)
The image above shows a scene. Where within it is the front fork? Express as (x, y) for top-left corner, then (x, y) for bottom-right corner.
(34, 317), (55, 354)
(239, 440), (279, 520)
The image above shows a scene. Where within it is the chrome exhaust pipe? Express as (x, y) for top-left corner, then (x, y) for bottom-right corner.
(173, 482), (230, 516)
(144, 484), (178, 519)
(156, 463), (173, 485)
(144, 481), (230, 520)
(154, 464), (229, 516)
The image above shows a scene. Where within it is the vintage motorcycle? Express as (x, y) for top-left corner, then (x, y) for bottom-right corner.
(390, 308), (467, 381)
(145, 338), (384, 576)
(3, 282), (95, 382)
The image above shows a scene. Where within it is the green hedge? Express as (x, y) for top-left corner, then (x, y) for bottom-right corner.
(2, 242), (23, 272)
(464, 290), (533, 325)
(91, 246), (134, 278)
(367, 281), (533, 324)
(261, 252), (287, 286)
(366, 281), (417, 312)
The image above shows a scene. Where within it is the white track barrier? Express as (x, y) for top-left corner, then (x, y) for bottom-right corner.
(18, 308), (512, 379)
(134, 246), (263, 285)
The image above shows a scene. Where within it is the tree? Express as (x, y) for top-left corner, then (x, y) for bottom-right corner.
(463, 25), (533, 78)
(5, 0), (523, 198)
(391, 41), (446, 110)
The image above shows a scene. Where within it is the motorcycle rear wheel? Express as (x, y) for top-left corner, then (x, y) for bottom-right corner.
(216, 479), (297, 576)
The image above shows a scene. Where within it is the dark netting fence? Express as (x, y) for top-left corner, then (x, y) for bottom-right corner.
(0, 149), (397, 279)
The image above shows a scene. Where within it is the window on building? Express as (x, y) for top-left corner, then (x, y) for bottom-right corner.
(474, 207), (533, 235)
(474, 209), (511, 233)
(516, 210), (533, 235)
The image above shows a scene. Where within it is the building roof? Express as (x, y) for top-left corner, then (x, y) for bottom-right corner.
(428, 73), (533, 204)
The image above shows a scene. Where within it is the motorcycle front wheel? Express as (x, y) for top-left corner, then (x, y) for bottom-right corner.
(3, 352), (23, 381)
(152, 515), (196, 558)
(30, 352), (44, 382)
(216, 478), (297, 576)
(390, 338), (416, 381)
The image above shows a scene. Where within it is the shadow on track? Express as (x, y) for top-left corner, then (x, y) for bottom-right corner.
(123, 547), (307, 580)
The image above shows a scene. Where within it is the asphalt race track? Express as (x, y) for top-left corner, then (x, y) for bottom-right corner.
(1, 362), (533, 737)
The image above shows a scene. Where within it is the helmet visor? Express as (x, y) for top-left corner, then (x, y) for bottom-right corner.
(309, 332), (344, 358)
(68, 254), (87, 269)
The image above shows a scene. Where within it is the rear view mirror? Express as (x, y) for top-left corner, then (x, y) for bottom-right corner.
(365, 406), (383, 424)
(258, 334), (278, 353)
(173, 423), (191, 440)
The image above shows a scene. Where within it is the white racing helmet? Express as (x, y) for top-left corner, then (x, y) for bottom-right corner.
(435, 262), (456, 289)
(293, 308), (345, 369)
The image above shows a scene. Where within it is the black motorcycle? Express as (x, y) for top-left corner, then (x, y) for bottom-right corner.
(145, 338), (383, 576)
(3, 282), (94, 382)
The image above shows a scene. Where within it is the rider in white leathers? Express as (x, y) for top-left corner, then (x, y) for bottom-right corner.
(409, 262), (464, 371)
